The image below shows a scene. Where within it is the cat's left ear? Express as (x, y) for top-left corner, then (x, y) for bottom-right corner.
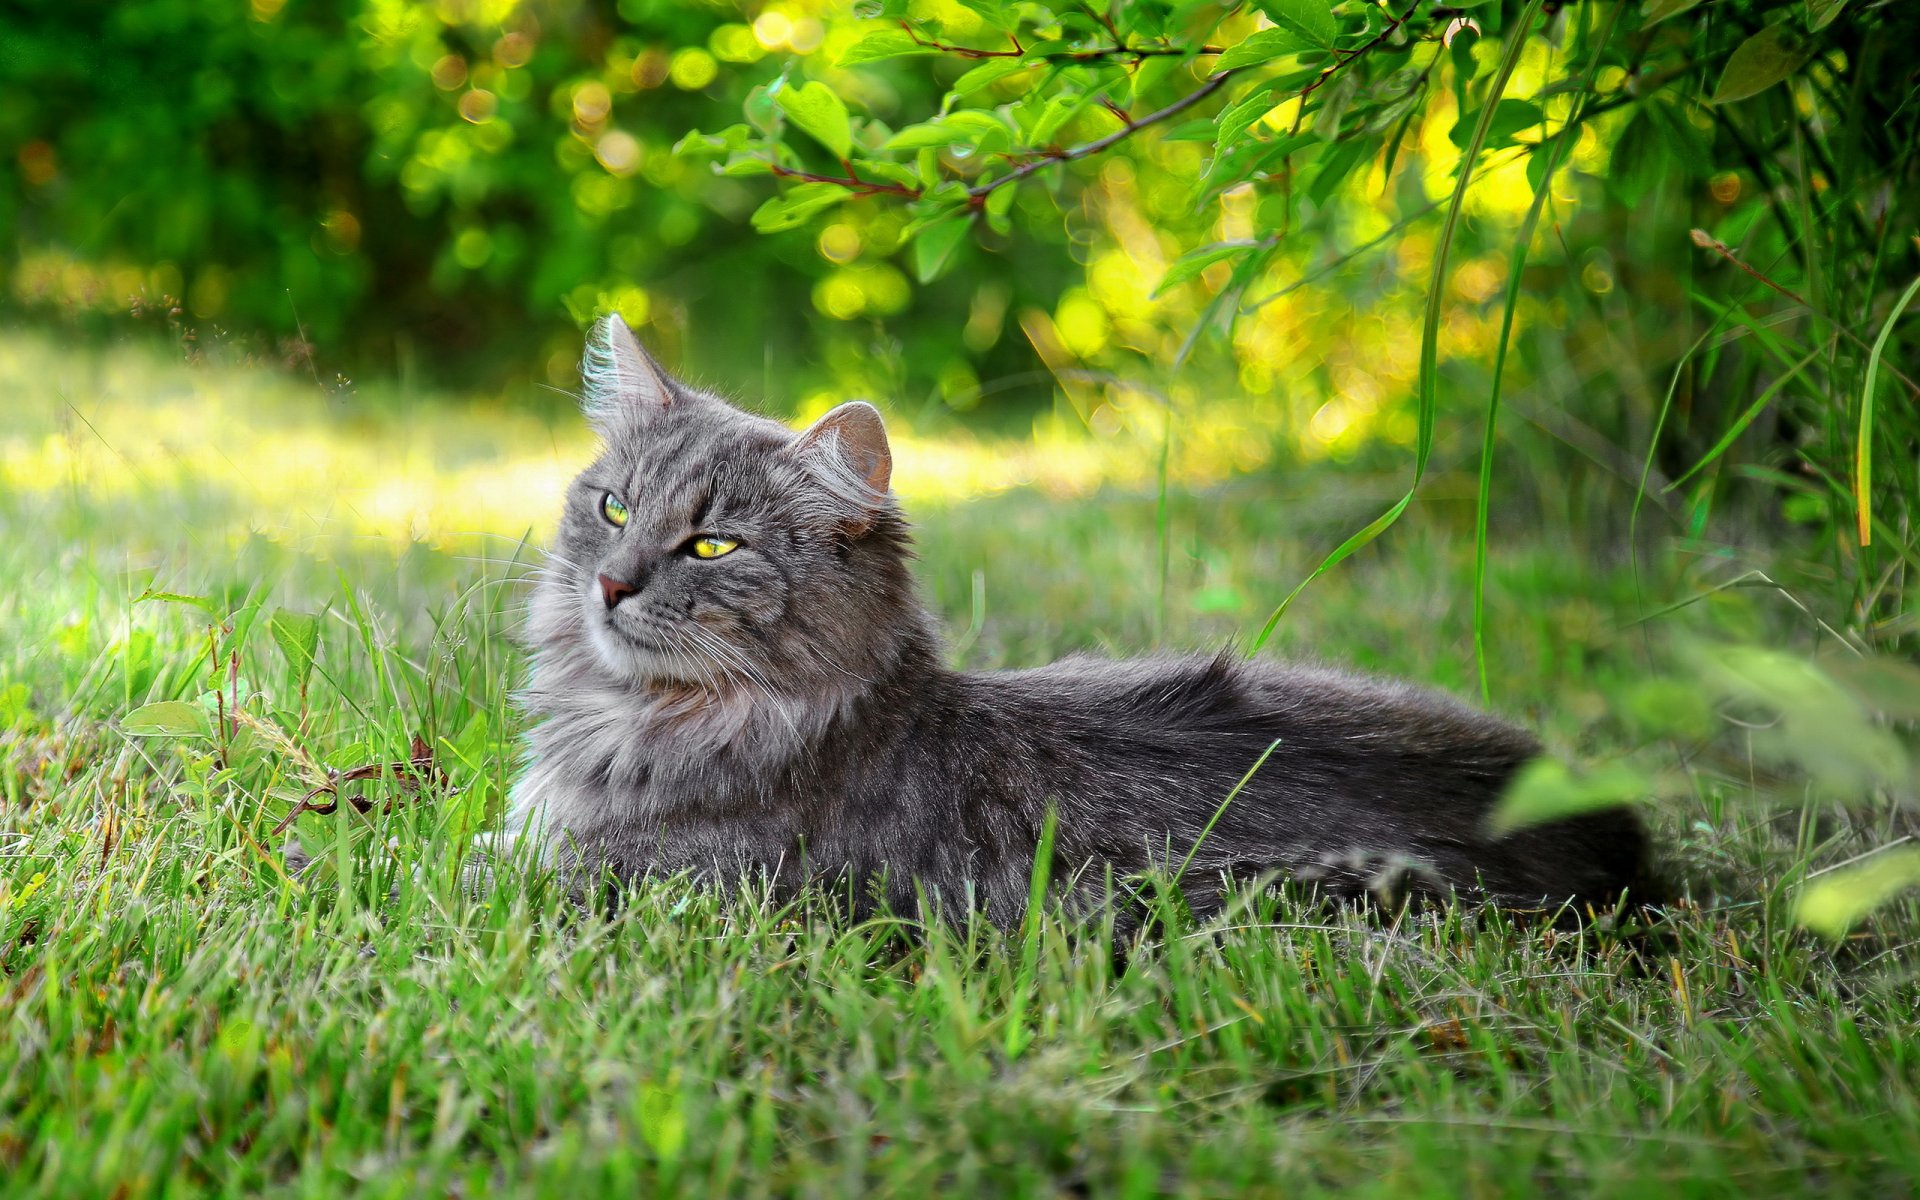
(579, 313), (675, 431)
(791, 401), (893, 533)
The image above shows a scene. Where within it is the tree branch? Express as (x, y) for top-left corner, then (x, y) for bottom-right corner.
(765, 163), (920, 198)
(899, 21), (1222, 63)
(967, 70), (1234, 204)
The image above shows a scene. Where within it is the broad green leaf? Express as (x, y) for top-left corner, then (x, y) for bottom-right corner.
(743, 84), (781, 136)
(750, 183), (849, 232)
(1710, 25), (1813, 105)
(1027, 91), (1085, 147)
(912, 214), (972, 282)
(1805, 0), (1848, 31)
(1450, 99), (1544, 149)
(837, 29), (937, 67)
(719, 154), (775, 177)
(951, 57), (1032, 97)
(885, 123), (967, 152)
(1641, 0), (1703, 25)
(671, 124), (752, 158)
(983, 183), (1016, 235)
(123, 700), (212, 738)
(955, 0), (1012, 28)
(269, 608), (321, 681)
(1214, 90), (1277, 155)
(1700, 645), (1908, 792)
(1216, 28), (1314, 72)
(636, 1083), (687, 1162)
(1797, 848), (1920, 939)
(1127, 54), (1184, 104)
(775, 81), (853, 160)
(882, 111), (1010, 154)
(1489, 759), (1650, 834)
(1155, 242), (1259, 296)
(1305, 134), (1373, 206)
(857, 160), (921, 188)
(1313, 70), (1359, 141)
(1258, 0), (1338, 50)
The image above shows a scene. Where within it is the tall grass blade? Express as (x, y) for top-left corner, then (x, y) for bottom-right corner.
(1472, 0), (1624, 703)
(1855, 273), (1920, 546)
(1249, 0), (1548, 656)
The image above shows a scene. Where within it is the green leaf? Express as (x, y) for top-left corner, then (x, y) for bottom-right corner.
(122, 700), (212, 738)
(1711, 25), (1813, 105)
(636, 1083), (687, 1162)
(269, 608), (321, 682)
(912, 214), (972, 282)
(1489, 759), (1650, 834)
(1258, 0), (1339, 50)
(671, 124), (752, 159)
(750, 183), (850, 233)
(743, 84), (782, 136)
(1450, 99), (1544, 149)
(1312, 70), (1359, 141)
(1640, 0), (1703, 26)
(983, 183), (1016, 236)
(1305, 136), (1369, 206)
(1155, 241), (1259, 296)
(882, 111), (1011, 155)
(1797, 848), (1920, 939)
(951, 57), (1033, 97)
(1215, 28), (1314, 72)
(136, 590), (223, 620)
(719, 154), (775, 177)
(837, 29), (938, 67)
(775, 81), (853, 160)
(1027, 91), (1090, 147)
(1700, 645), (1909, 792)
(1805, 0), (1848, 31)
(1214, 90), (1277, 155)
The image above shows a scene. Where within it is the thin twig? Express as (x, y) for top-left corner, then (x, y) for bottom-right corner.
(1691, 228), (1920, 398)
(764, 163), (919, 198)
(967, 71), (1233, 203)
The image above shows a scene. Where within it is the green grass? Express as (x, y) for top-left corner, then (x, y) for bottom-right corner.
(3, 334), (1917, 1197)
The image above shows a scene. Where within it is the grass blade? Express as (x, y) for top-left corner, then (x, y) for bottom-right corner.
(1472, 0), (1624, 703)
(1855, 273), (1920, 546)
(1249, 0), (1548, 656)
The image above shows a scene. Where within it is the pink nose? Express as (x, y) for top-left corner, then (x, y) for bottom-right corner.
(598, 574), (638, 610)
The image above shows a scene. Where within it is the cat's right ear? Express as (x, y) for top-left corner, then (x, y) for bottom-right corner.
(579, 313), (674, 431)
(790, 401), (893, 535)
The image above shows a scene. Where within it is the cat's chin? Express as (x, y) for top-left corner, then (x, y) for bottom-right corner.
(583, 616), (695, 686)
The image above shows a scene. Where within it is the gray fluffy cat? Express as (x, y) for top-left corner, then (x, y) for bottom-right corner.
(504, 315), (1654, 926)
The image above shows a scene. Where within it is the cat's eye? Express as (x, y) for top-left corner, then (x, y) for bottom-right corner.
(600, 492), (629, 528)
(688, 536), (738, 560)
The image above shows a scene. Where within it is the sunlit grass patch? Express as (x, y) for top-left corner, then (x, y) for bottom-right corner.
(0, 331), (1307, 556)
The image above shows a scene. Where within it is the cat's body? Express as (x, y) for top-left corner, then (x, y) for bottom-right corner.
(506, 316), (1654, 924)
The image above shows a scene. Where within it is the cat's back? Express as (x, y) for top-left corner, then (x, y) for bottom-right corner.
(976, 649), (1535, 762)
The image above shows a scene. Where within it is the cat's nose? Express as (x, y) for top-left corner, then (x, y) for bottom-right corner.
(598, 574), (639, 610)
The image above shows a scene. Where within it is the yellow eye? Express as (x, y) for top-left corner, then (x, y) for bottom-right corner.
(689, 536), (738, 559)
(600, 492), (629, 528)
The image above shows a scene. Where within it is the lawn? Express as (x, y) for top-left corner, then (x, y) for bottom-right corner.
(2, 331), (1916, 1197)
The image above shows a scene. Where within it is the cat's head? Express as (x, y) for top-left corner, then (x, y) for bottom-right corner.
(532, 314), (921, 697)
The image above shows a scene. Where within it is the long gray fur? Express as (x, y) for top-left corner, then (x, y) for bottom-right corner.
(505, 316), (1654, 926)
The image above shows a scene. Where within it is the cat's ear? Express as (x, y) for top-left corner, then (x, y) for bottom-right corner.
(791, 401), (893, 533)
(580, 313), (674, 429)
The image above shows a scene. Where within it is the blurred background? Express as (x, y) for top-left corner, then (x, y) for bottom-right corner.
(2, 0), (1915, 652)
